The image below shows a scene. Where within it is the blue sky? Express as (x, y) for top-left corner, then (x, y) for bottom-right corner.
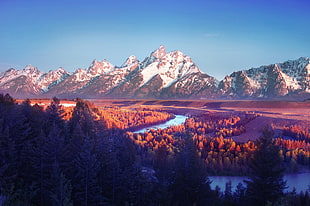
(0, 0), (309, 80)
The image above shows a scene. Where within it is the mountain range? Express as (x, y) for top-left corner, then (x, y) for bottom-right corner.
(0, 46), (309, 99)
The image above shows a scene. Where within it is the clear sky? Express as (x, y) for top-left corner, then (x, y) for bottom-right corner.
(0, 0), (309, 80)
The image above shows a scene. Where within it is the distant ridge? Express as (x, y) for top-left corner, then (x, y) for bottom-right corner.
(0, 46), (309, 99)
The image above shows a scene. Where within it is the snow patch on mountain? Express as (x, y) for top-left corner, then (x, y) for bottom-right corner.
(38, 67), (71, 92)
(140, 62), (159, 87)
(122, 55), (138, 67)
(152, 45), (166, 59)
(140, 47), (201, 88)
(220, 57), (310, 97)
(87, 59), (114, 76)
(73, 69), (88, 82)
(280, 71), (301, 90)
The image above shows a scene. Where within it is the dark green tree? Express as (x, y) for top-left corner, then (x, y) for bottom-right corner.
(245, 127), (287, 206)
(169, 134), (212, 206)
(223, 181), (234, 205)
(68, 99), (95, 137)
(45, 97), (66, 137)
(72, 135), (102, 205)
(234, 183), (246, 206)
(153, 144), (173, 204)
(49, 161), (73, 206)
(0, 126), (19, 205)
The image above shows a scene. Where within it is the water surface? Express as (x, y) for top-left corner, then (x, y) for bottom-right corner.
(133, 115), (187, 133)
(209, 173), (310, 193)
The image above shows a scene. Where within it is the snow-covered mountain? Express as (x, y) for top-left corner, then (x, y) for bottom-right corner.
(106, 46), (218, 98)
(0, 46), (309, 99)
(0, 65), (44, 96)
(219, 57), (310, 98)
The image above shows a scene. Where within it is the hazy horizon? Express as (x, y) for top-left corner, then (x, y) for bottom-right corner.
(1, 0), (309, 80)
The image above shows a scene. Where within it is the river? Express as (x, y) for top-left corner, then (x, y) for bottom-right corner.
(133, 115), (187, 133)
(209, 173), (310, 193)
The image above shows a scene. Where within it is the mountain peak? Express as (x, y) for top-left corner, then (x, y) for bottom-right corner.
(122, 55), (138, 67)
(87, 59), (114, 75)
(23, 64), (39, 73)
(56, 67), (65, 72)
(152, 45), (167, 59)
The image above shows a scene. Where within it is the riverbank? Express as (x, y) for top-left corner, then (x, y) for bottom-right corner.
(209, 173), (310, 193)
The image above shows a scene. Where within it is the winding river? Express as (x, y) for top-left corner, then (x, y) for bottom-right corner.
(133, 115), (187, 133)
(133, 114), (310, 193)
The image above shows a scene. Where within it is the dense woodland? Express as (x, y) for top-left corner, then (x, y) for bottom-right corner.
(0, 93), (309, 206)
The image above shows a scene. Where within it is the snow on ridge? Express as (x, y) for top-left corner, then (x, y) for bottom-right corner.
(73, 68), (88, 82)
(38, 67), (71, 92)
(140, 62), (159, 87)
(87, 59), (114, 76)
(240, 57), (310, 93)
(140, 47), (204, 88)
(0, 69), (22, 85)
(280, 70), (302, 90)
(152, 45), (167, 59)
(122, 55), (138, 67)
(245, 75), (260, 90)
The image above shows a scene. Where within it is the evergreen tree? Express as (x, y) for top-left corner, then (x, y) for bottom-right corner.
(68, 99), (95, 137)
(233, 183), (246, 206)
(169, 134), (212, 206)
(62, 123), (84, 177)
(31, 124), (66, 205)
(0, 126), (18, 205)
(72, 135), (102, 205)
(96, 134), (118, 204)
(0, 93), (15, 106)
(113, 134), (140, 205)
(223, 181), (234, 205)
(49, 161), (73, 206)
(153, 144), (173, 204)
(30, 129), (50, 205)
(45, 97), (66, 136)
(154, 144), (171, 185)
(245, 127), (287, 206)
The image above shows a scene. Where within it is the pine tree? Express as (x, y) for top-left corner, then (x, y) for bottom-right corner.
(113, 134), (139, 205)
(96, 135), (117, 204)
(154, 144), (171, 185)
(49, 161), (73, 206)
(6, 104), (40, 205)
(68, 99), (95, 137)
(223, 181), (234, 205)
(72, 135), (102, 205)
(234, 183), (246, 206)
(30, 129), (50, 205)
(169, 134), (212, 206)
(62, 123), (84, 177)
(0, 126), (18, 205)
(153, 144), (172, 204)
(31, 124), (66, 205)
(45, 97), (66, 136)
(245, 127), (287, 206)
